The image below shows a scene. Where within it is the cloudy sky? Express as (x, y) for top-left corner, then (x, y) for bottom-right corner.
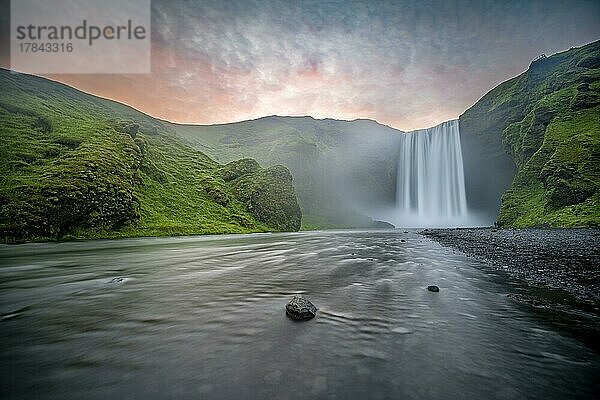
(1, 0), (599, 130)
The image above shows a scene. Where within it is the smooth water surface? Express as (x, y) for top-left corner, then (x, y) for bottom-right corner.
(1, 230), (598, 399)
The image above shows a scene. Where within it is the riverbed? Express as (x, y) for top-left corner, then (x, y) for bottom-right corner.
(1, 230), (598, 399)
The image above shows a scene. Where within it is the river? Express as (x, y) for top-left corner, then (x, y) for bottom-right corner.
(1, 230), (598, 399)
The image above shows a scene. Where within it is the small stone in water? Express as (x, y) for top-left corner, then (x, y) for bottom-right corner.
(401, 239), (406, 243)
(427, 285), (440, 292)
(286, 295), (317, 320)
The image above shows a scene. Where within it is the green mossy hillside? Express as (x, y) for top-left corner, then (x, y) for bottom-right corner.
(461, 41), (600, 227)
(0, 69), (301, 243)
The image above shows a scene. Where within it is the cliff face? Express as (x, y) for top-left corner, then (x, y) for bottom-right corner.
(459, 80), (519, 223)
(220, 159), (301, 231)
(0, 69), (301, 243)
(459, 41), (600, 227)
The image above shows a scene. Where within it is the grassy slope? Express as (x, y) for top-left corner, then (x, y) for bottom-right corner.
(172, 116), (402, 229)
(0, 69), (301, 242)
(462, 41), (600, 227)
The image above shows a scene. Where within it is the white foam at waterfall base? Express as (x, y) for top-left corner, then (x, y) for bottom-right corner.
(391, 119), (474, 227)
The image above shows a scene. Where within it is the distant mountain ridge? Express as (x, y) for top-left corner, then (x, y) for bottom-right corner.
(172, 115), (403, 228)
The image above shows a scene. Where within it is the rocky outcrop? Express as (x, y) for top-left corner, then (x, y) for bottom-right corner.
(372, 220), (395, 229)
(222, 159), (302, 231)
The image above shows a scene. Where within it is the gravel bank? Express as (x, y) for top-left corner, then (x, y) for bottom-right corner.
(421, 228), (600, 309)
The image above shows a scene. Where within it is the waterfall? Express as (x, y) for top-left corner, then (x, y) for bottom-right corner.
(395, 119), (468, 226)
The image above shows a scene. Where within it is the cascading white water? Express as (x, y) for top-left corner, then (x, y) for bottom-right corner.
(395, 119), (468, 227)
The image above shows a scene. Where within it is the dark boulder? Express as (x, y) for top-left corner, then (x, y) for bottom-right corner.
(427, 285), (440, 292)
(286, 295), (317, 320)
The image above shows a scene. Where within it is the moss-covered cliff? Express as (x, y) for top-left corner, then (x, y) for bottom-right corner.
(220, 159), (301, 231)
(0, 69), (301, 242)
(460, 41), (600, 227)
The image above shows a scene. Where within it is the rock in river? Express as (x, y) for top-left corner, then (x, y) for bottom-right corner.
(427, 285), (440, 292)
(286, 295), (317, 320)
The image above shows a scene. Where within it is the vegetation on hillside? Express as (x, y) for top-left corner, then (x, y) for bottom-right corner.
(220, 159), (301, 231)
(0, 69), (301, 243)
(172, 116), (401, 229)
(460, 41), (600, 227)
